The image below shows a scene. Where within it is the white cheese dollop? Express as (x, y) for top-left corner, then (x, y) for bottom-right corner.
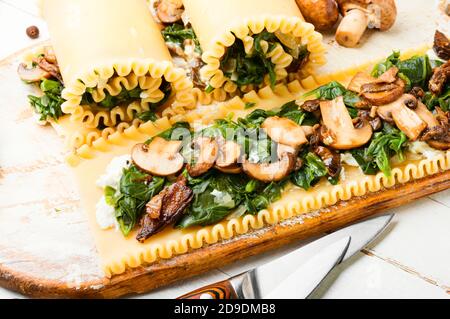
(408, 141), (443, 160)
(95, 155), (131, 230)
(96, 155), (131, 189)
(96, 196), (118, 230)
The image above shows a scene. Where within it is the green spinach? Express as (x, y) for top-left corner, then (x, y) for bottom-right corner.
(291, 152), (330, 190)
(28, 79), (64, 121)
(161, 24), (201, 54)
(220, 31), (278, 88)
(372, 52), (433, 90)
(351, 123), (408, 177)
(107, 165), (166, 236)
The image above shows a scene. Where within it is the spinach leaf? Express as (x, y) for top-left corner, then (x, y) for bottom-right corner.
(291, 152), (329, 190)
(351, 123), (408, 177)
(177, 172), (285, 228)
(278, 101), (319, 126)
(371, 51), (401, 77)
(28, 79), (64, 121)
(372, 52), (433, 90)
(162, 24), (202, 54)
(145, 122), (192, 145)
(221, 31), (278, 88)
(423, 85), (450, 112)
(112, 165), (165, 236)
(303, 81), (363, 118)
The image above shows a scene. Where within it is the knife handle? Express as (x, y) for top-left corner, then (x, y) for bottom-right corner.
(177, 280), (238, 299)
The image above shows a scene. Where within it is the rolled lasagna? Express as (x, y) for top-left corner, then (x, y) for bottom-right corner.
(182, 0), (326, 93)
(41, 0), (194, 148)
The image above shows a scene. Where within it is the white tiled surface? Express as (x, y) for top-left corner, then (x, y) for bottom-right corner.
(0, 0), (449, 299)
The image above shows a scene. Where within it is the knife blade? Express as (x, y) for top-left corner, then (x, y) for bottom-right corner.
(263, 236), (351, 299)
(178, 214), (393, 299)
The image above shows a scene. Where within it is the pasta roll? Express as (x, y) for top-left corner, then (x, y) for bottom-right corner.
(183, 0), (326, 93)
(41, 0), (195, 145)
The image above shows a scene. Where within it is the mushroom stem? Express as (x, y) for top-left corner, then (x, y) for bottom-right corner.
(336, 9), (368, 47)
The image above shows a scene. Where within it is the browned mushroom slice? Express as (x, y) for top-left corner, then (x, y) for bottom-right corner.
(314, 146), (342, 178)
(187, 137), (219, 177)
(415, 102), (440, 128)
(391, 106), (427, 141)
(429, 60), (450, 96)
(261, 117), (308, 149)
(216, 140), (241, 168)
(427, 137), (450, 151)
(433, 30), (450, 61)
(44, 46), (58, 64)
(347, 72), (375, 93)
(132, 138), (184, 177)
(215, 164), (243, 174)
(17, 63), (50, 83)
(242, 153), (296, 183)
(33, 56), (63, 83)
(137, 176), (193, 243)
(361, 79), (405, 106)
(156, 0), (184, 24)
(320, 96), (373, 150)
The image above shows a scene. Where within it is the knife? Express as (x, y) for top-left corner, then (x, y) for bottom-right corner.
(178, 214), (393, 299)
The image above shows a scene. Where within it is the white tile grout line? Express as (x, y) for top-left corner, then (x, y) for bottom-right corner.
(362, 248), (450, 294)
(428, 196), (450, 209)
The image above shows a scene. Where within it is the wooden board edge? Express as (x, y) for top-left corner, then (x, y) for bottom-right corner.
(1, 170), (449, 298)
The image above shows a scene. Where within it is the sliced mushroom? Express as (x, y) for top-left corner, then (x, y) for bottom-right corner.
(215, 164), (243, 174)
(32, 56), (63, 83)
(348, 72), (376, 93)
(415, 101), (440, 128)
(295, 0), (340, 31)
(17, 63), (50, 83)
(44, 46), (58, 64)
(261, 117), (308, 149)
(391, 104), (427, 141)
(132, 137), (184, 177)
(336, 0), (397, 48)
(299, 99), (321, 112)
(377, 95), (427, 141)
(156, 0), (184, 24)
(427, 137), (450, 151)
(187, 137), (219, 177)
(137, 176), (193, 243)
(429, 60), (450, 96)
(433, 30), (450, 61)
(277, 143), (299, 159)
(362, 79), (405, 106)
(320, 96), (373, 150)
(314, 146), (342, 178)
(242, 153), (296, 183)
(216, 140), (241, 168)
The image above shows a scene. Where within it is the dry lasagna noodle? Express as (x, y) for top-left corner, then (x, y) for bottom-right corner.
(41, 0), (195, 150)
(183, 0), (326, 93)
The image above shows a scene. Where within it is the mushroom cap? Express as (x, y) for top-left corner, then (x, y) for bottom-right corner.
(261, 117), (308, 149)
(320, 96), (373, 150)
(216, 140), (241, 168)
(17, 63), (50, 83)
(242, 153), (296, 183)
(187, 137), (219, 177)
(337, 0), (397, 31)
(131, 138), (184, 177)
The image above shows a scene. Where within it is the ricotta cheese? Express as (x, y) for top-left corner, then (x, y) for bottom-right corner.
(96, 196), (118, 230)
(408, 141), (443, 160)
(96, 155), (131, 189)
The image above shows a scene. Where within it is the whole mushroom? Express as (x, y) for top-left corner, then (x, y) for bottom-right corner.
(295, 0), (340, 31)
(335, 0), (397, 48)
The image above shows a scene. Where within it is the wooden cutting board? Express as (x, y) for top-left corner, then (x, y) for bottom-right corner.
(0, 1), (449, 298)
